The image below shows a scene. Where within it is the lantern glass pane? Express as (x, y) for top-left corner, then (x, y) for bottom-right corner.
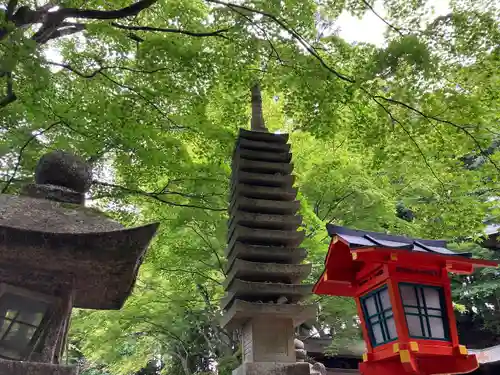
(399, 283), (449, 341)
(407, 315), (424, 337)
(379, 288), (391, 309)
(365, 296), (377, 317)
(372, 323), (385, 344)
(424, 288), (441, 309)
(3, 323), (36, 350)
(386, 317), (397, 339)
(361, 285), (397, 347)
(0, 289), (51, 360)
(400, 285), (418, 306)
(429, 317), (445, 339)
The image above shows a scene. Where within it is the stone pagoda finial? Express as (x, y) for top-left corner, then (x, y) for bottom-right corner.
(221, 127), (316, 375)
(250, 83), (268, 133)
(0, 150), (159, 375)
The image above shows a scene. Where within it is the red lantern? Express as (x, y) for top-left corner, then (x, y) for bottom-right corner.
(313, 225), (497, 375)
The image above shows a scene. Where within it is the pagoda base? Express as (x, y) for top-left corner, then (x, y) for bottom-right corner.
(221, 300), (316, 331)
(0, 359), (78, 375)
(233, 362), (311, 375)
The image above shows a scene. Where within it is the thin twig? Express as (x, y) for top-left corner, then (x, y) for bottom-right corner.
(186, 223), (226, 276)
(46, 60), (171, 78)
(1, 122), (60, 193)
(374, 95), (500, 173)
(360, 0), (405, 36)
(91, 180), (226, 211)
(373, 97), (446, 188)
(158, 267), (222, 285)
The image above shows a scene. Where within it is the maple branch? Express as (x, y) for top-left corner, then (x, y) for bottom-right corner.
(186, 224), (226, 276)
(110, 22), (231, 38)
(324, 191), (355, 223)
(58, 0), (158, 20)
(205, 0), (355, 83)
(99, 71), (188, 130)
(3, 0), (159, 43)
(157, 268), (222, 285)
(91, 181), (226, 211)
(372, 98), (445, 188)
(360, 0), (405, 36)
(373, 95), (500, 173)
(41, 23), (86, 43)
(46, 61), (170, 78)
(1, 122), (60, 194)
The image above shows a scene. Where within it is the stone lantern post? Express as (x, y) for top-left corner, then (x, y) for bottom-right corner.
(221, 85), (318, 375)
(0, 151), (159, 375)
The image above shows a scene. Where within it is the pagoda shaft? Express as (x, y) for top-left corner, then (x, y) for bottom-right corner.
(222, 128), (315, 375)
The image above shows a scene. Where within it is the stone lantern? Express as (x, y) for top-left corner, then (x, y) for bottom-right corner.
(0, 151), (159, 375)
(313, 225), (497, 375)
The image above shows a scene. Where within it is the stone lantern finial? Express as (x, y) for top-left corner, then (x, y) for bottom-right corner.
(35, 150), (92, 193)
(22, 150), (92, 205)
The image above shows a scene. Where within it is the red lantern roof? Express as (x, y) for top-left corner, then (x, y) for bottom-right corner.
(313, 225), (497, 297)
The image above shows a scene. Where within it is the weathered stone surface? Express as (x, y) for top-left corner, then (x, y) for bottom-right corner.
(22, 184), (84, 205)
(232, 171), (295, 187)
(221, 279), (312, 309)
(221, 299), (316, 330)
(303, 338), (366, 358)
(229, 212), (302, 231)
(236, 148), (292, 163)
(228, 225), (305, 247)
(238, 138), (291, 153)
(326, 370), (360, 375)
(35, 150), (91, 193)
(0, 195), (123, 233)
(226, 242), (307, 268)
(242, 317), (295, 363)
(239, 129), (289, 144)
(231, 184), (297, 202)
(230, 197), (300, 216)
(294, 339), (305, 350)
(233, 158), (294, 175)
(0, 224), (158, 309)
(224, 259), (312, 286)
(310, 362), (327, 375)
(295, 349), (307, 361)
(0, 359), (78, 375)
(233, 362), (311, 375)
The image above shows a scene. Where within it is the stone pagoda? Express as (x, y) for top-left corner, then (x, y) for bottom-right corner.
(0, 151), (159, 375)
(221, 84), (317, 375)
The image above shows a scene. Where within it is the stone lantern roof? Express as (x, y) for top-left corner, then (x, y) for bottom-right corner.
(0, 150), (159, 309)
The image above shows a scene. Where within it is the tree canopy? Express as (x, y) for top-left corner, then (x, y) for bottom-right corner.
(0, 0), (499, 374)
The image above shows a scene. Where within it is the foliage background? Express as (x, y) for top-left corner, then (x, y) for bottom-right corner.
(0, 0), (498, 374)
